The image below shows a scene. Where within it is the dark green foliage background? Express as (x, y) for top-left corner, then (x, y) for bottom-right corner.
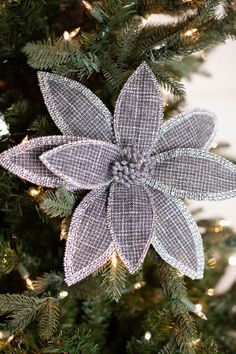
(0, 0), (235, 353)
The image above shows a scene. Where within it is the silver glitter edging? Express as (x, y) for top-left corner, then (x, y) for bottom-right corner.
(0, 135), (80, 187)
(37, 71), (114, 142)
(64, 187), (116, 286)
(40, 139), (122, 190)
(113, 62), (163, 154)
(151, 189), (204, 279)
(146, 148), (236, 201)
(157, 107), (217, 151)
(106, 182), (156, 273)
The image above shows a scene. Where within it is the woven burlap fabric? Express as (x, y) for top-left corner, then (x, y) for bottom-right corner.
(114, 64), (163, 152)
(151, 189), (204, 279)
(1, 62), (236, 286)
(145, 148), (236, 200)
(154, 108), (216, 154)
(38, 72), (113, 141)
(40, 140), (122, 189)
(107, 183), (154, 273)
(64, 187), (115, 285)
(0, 136), (80, 187)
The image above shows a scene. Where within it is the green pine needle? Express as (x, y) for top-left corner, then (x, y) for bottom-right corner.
(39, 186), (78, 218)
(101, 253), (127, 302)
(0, 294), (59, 340)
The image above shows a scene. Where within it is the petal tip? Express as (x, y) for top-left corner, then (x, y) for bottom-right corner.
(135, 62), (156, 80)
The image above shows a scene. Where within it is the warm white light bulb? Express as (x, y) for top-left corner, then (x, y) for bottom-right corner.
(111, 252), (118, 268)
(63, 31), (70, 41)
(228, 255), (236, 266)
(195, 304), (203, 312)
(144, 331), (152, 340)
(59, 290), (69, 299)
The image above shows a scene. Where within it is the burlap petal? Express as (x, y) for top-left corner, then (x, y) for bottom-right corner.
(145, 148), (236, 200)
(0, 136), (79, 187)
(64, 187), (115, 285)
(154, 108), (216, 153)
(114, 63), (163, 153)
(107, 183), (155, 272)
(151, 189), (204, 279)
(40, 139), (122, 189)
(38, 72), (113, 141)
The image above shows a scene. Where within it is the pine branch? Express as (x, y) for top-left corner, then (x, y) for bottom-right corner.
(154, 254), (198, 354)
(39, 186), (78, 218)
(23, 37), (77, 70)
(148, 61), (186, 97)
(101, 253), (127, 302)
(139, 0), (207, 15)
(0, 294), (59, 340)
(101, 56), (131, 91)
(38, 298), (60, 340)
(60, 216), (71, 240)
(0, 239), (18, 276)
(44, 326), (100, 353)
(32, 272), (63, 294)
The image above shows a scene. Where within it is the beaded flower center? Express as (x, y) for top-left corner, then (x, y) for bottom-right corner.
(112, 147), (150, 187)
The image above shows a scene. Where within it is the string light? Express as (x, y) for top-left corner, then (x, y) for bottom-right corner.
(58, 290), (68, 299)
(6, 335), (14, 343)
(28, 185), (43, 199)
(63, 31), (70, 41)
(228, 255), (236, 266)
(81, 0), (104, 22)
(208, 257), (217, 268)
(82, 0), (93, 11)
(144, 331), (152, 340)
(210, 141), (218, 149)
(17, 263), (34, 290)
(177, 271), (184, 277)
(183, 28), (199, 40)
(181, 297), (207, 320)
(207, 288), (215, 296)
(195, 304), (207, 320)
(0, 330), (10, 340)
(133, 280), (146, 290)
(25, 277), (34, 290)
(191, 338), (200, 346)
(63, 27), (80, 41)
(111, 252), (118, 268)
(21, 135), (29, 144)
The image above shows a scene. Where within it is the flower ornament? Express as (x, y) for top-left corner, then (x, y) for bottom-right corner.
(1, 63), (236, 286)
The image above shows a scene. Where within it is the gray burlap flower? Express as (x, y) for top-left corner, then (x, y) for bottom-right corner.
(1, 63), (236, 285)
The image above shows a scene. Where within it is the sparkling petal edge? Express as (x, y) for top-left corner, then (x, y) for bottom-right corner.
(152, 194), (204, 279)
(113, 62), (163, 153)
(0, 136), (79, 187)
(37, 71), (114, 140)
(40, 139), (122, 190)
(107, 183), (156, 273)
(64, 188), (116, 286)
(146, 148), (236, 200)
(158, 107), (217, 150)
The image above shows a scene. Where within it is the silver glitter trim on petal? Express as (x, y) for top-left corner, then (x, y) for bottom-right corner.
(114, 63), (163, 153)
(0, 135), (80, 187)
(153, 108), (217, 153)
(64, 187), (115, 285)
(40, 139), (122, 190)
(107, 183), (156, 273)
(38, 71), (114, 141)
(150, 188), (204, 279)
(145, 148), (236, 200)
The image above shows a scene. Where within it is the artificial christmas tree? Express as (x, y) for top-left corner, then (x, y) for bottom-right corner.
(0, 1), (236, 353)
